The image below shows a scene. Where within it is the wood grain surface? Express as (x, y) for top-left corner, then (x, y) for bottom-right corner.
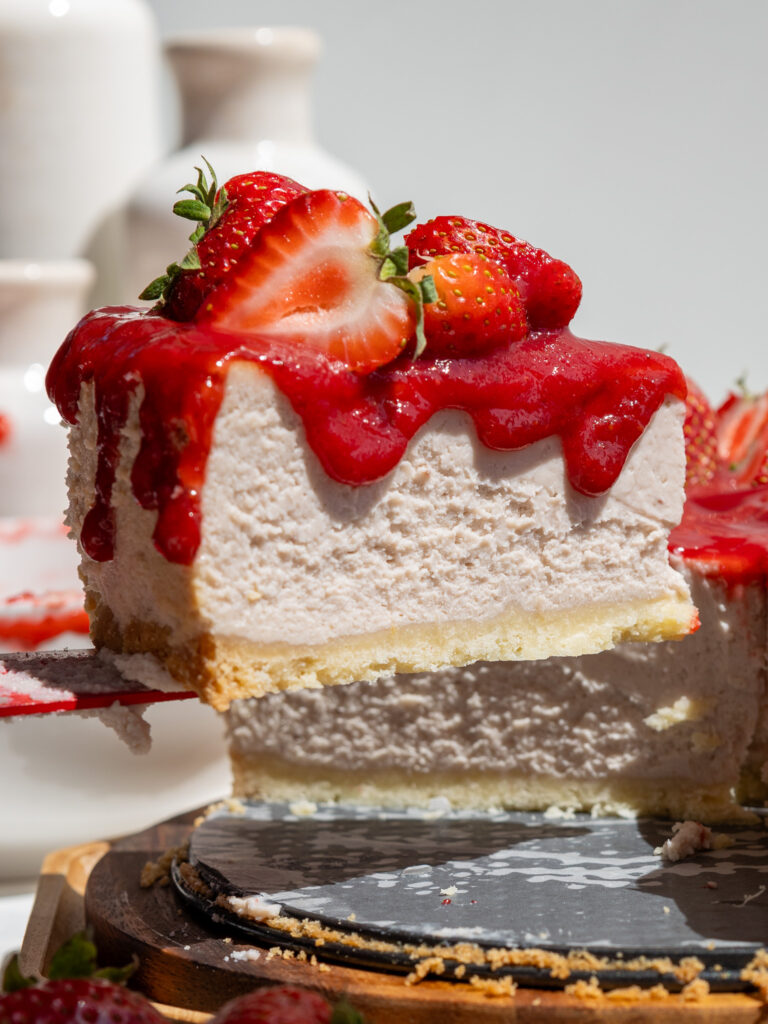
(20, 809), (768, 1022)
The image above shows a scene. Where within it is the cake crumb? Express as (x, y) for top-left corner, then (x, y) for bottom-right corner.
(565, 976), (602, 1000)
(455, 964), (466, 979)
(140, 841), (189, 888)
(654, 821), (733, 862)
(226, 892), (282, 921)
(468, 975), (516, 998)
(230, 948), (261, 963)
(681, 978), (710, 1001)
(289, 799), (318, 817)
(405, 956), (446, 985)
(741, 949), (768, 1000)
(543, 805), (576, 820)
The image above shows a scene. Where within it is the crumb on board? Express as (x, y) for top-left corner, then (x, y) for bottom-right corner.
(741, 949), (768, 1000)
(468, 974), (517, 998)
(140, 841), (189, 888)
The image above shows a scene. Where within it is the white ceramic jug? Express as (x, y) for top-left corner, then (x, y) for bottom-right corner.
(123, 26), (371, 303)
(0, 0), (164, 302)
(0, 259), (94, 517)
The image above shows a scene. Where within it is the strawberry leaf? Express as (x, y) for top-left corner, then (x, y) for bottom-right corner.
(93, 958), (138, 985)
(418, 274), (437, 304)
(381, 201), (416, 235)
(173, 199), (212, 222)
(390, 277), (428, 357)
(139, 275), (170, 301)
(330, 997), (368, 1024)
(140, 156), (230, 303)
(2, 955), (36, 993)
(47, 932), (100, 980)
(179, 247), (202, 271)
(388, 246), (410, 276)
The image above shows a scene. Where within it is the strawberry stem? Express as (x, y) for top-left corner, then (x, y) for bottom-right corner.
(367, 196), (435, 357)
(139, 157), (229, 303)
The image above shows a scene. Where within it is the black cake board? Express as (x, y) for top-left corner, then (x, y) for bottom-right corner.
(69, 803), (768, 1020)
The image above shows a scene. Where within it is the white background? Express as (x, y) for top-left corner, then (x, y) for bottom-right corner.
(149, 0), (768, 405)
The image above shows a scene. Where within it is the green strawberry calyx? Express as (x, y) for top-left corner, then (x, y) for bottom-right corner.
(139, 157), (229, 304)
(2, 931), (137, 993)
(367, 195), (436, 358)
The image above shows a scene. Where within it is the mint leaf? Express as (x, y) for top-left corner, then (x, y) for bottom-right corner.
(2, 954), (36, 993)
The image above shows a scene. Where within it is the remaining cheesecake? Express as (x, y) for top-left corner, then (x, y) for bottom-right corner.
(224, 388), (768, 822)
(47, 170), (695, 711)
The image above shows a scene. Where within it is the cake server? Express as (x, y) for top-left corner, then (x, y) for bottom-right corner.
(0, 649), (195, 717)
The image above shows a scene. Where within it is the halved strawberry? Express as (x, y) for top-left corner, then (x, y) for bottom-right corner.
(200, 190), (423, 374)
(141, 164), (307, 320)
(405, 215), (582, 329)
(411, 253), (528, 357)
(716, 386), (768, 486)
(683, 377), (719, 490)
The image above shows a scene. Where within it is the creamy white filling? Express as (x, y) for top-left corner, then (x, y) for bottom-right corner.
(69, 362), (690, 651)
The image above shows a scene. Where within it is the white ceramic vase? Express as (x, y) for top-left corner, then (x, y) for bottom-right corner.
(0, 260), (94, 518)
(0, 0), (164, 303)
(122, 26), (371, 303)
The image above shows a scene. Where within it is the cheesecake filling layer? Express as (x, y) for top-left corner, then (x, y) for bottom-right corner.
(68, 364), (693, 708)
(226, 570), (766, 821)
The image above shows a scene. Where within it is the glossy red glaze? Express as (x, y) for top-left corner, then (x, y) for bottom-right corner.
(46, 306), (685, 566)
(671, 485), (768, 585)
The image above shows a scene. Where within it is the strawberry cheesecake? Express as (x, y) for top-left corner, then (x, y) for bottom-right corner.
(47, 166), (695, 711)
(225, 384), (768, 821)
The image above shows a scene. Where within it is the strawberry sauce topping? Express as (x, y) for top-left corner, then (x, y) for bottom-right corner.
(671, 487), (768, 586)
(47, 306), (684, 566)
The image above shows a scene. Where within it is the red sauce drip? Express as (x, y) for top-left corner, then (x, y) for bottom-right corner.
(46, 307), (685, 566)
(670, 485), (768, 586)
(0, 413), (11, 446)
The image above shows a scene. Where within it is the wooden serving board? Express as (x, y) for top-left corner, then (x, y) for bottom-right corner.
(19, 809), (767, 1022)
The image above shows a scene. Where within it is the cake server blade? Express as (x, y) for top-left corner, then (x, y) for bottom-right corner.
(0, 649), (196, 717)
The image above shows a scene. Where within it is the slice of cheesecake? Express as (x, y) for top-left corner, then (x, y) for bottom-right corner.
(225, 561), (765, 822)
(47, 173), (695, 710)
(224, 386), (768, 822)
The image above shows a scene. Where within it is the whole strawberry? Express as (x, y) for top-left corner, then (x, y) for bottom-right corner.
(405, 215), (582, 329)
(211, 986), (365, 1024)
(141, 163), (307, 320)
(683, 377), (719, 490)
(0, 977), (166, 1024)
(412, 253), (527, 357)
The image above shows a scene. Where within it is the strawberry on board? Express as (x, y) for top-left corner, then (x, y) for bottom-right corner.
(405, 215), (582, 329)
(683, 377), (720, 490)
(141, 163), (307, 320)
(199, 189), (434, 374)
(716, 384), (768, 487)
(411, 252), (527, 357)
(210, 985), (367, 1024)
(0, 931), (164, 1024)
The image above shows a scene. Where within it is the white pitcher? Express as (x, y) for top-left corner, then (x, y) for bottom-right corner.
(123, 26), (371, 304)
